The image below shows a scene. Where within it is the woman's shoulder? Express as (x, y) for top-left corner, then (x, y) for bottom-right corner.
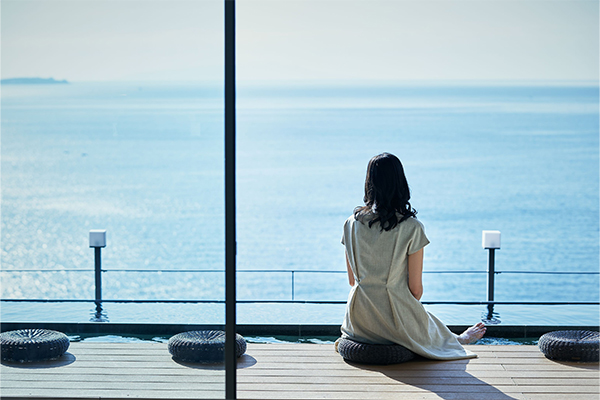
(399, 215), (426, 230)
(344, 213), (361, 227)
(347, 209), (377, 226)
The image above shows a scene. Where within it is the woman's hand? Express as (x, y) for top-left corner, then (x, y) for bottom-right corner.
(407, 248), (424, 300)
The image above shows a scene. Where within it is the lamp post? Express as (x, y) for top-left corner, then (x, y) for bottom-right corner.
(89, 230), (106, 304)
(482, 230), (500, 320)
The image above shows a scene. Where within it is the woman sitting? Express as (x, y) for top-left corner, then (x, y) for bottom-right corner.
(340, 152), (486, 360)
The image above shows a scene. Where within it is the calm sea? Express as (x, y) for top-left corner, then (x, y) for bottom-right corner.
(1, 82), (598, 326)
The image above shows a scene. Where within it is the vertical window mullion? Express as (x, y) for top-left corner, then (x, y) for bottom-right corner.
(224, 0), (237, 399)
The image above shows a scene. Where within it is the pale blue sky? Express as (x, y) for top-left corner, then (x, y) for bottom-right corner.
(1, 0), (598, 83)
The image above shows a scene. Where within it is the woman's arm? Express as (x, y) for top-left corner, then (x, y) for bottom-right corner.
(407, 248), (424, 300)
(346, 252), (355, 286)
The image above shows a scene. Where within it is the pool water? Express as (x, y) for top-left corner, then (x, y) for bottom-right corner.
(2, 301), (597, 327)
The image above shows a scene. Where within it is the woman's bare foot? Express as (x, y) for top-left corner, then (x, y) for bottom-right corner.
(334, 338), (341, 353)
(457, 322), (486, 344)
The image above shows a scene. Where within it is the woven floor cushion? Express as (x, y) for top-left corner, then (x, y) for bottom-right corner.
(538, 330), (599, 362)
(337, 337), (416, 365)
(168, 330), (246, 363)
(1, 329), (70, 362)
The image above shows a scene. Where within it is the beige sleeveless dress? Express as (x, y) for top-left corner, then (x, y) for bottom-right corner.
(341, 212), (476, 360)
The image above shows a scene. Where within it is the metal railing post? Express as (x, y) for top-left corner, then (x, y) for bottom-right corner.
(487, 248), (495, 302)
(89, 230), (107, 304)
(482, 230), (501, 320)
(94, 247), (102, 303)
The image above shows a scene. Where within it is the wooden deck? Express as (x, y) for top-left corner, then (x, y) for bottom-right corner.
(1, 342), (598, 400)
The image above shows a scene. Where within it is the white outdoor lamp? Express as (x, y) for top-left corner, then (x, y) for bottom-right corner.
(482, 230), (501, 304)
(482, 230), (501, 250)
(89, 230), (106, 303)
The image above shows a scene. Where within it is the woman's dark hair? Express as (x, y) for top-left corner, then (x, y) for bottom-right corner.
(354, 153), (417, 231)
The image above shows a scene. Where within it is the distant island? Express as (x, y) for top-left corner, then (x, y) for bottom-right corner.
(1, 77), (69, 85)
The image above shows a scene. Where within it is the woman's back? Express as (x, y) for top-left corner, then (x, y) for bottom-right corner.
(343, 212), (427, 290)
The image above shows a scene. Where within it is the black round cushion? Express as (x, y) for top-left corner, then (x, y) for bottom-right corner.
(538, 330), (599, 362)
(337, 337), (416, 365)
(1, 329), (70, 362)
(168, 330), (246, 363)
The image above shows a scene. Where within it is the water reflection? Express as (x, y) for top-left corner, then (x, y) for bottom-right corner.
(482, 305), (501, 325)
(90, 302), (109, 322)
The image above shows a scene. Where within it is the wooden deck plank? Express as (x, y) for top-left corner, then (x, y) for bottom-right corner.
(238, 391), (529, 400)
(511, 378), (599, 385)
(0, 389), (224, 400)
(0, 381), (541, 393)
(3, 364), (597, 377)
(63, 343), (524, 353)
(3, 368), (597, 381)
(62, 353), (560, 365)
(2, 360), (512, 371)
(18, 356), (553, 368)
(523, 395), (600, 400)
(3, 373), (526, 385)
(1, 342), (598, 400)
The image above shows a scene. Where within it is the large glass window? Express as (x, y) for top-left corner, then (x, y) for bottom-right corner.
(2, 0), (226, 397)
(235, 1), (599, 326)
